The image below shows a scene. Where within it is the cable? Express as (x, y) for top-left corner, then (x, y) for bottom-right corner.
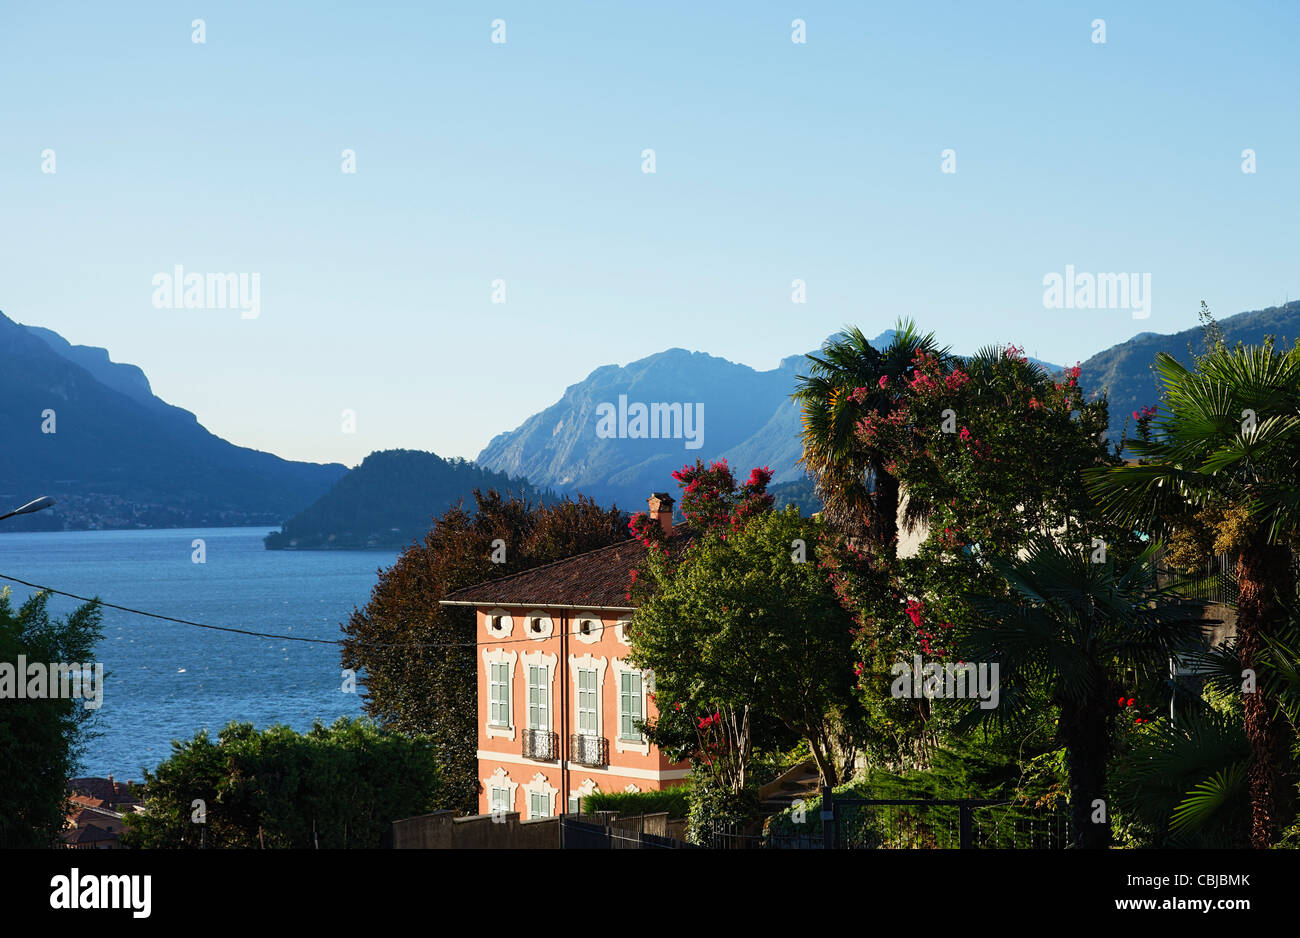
(0, 572), (627, 651)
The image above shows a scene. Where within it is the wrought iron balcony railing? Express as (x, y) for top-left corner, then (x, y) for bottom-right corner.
(523, 729), (559, 761)
(569, 733), (609, 767)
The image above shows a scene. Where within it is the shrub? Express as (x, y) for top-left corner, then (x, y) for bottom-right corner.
(582, 786), (689, 819)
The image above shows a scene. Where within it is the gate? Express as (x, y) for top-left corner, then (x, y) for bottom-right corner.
(823, 788), (1070, 849)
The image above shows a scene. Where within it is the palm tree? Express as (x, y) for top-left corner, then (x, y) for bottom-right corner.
(961, 540), (1204, 848)
(1085, 341), (1300, 847)
(793, 320), (950, 548)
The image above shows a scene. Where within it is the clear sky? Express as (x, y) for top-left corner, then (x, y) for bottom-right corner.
(2, 1), (1296, 466)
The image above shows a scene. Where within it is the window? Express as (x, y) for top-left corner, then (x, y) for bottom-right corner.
(490, 786), (512, 813)
(523, 610), (553, 640)
(485, 609), (513, 638)
(522, 772), (557, 820)
(529, 791), (552, 819)
(489, 662), (510, 727)
(577, 669), (598, 736)
(619, 671), (643, 740)
(528, 664), (549, 730)
(482, 649), (517, 740)
(568, 793), (582, 815)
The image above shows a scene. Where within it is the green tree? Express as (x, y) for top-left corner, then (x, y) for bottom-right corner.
(341, 491), (627, 813)
(793, 320), (952, 548)
(1085, 339), (1300, 847)
(824, 339), (1124, 771)
(0, 588), (102, 848)
(630, 505), (859, 788)
(122, 717), (441, 848)
(961, 540), (1204, 848)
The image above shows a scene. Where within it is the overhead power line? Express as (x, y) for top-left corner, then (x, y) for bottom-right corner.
(0, 573), (619, 651)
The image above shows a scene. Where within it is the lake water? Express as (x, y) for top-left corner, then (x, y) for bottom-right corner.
(0, 527), (398, 780)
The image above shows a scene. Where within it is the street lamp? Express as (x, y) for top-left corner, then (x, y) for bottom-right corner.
(0, 496), (56, 523)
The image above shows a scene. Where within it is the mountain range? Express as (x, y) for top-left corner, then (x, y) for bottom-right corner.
(478, 302), (1300, 512)
(0, 310), (347, 531)
(4, 300), (1295, 538)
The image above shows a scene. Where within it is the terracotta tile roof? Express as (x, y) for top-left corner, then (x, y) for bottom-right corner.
(62, 824), (120, 846)
(442, 524), (691, 610)
(69, 777), (139, 808)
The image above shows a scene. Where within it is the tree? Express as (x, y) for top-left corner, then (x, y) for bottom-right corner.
(122, 717), (441, 848)
(629, 483), (859, 788)
(1085, 337), (1300, 847)
(793, 320), (952, 548)
(960, 540), (1204, 848)
(822, 339), (1125, 771)
(0, 588), (102, 848)
(341, 490), (627, 813)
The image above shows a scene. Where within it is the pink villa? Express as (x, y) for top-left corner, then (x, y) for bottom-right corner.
(441, 493), (689, 818)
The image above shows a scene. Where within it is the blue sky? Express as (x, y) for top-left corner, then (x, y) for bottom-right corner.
(2, 1), (1296, 466)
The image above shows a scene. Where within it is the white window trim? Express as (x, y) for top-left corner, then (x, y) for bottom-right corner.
(573, 615), (605, 645)
(612, 657), (651, 755)
(523, 772), (558, 819)
(624, 783), (641, 793)
(567, 653), (607, 739)
(484, 766), (518, 814)
(523, 610), (554, 641)
(482, 648), (518, 741)
(570, 777), (600, 814)
(521, 650), (557, 734)
(614, 618), (632, 646)
(485, 607), (514, 639)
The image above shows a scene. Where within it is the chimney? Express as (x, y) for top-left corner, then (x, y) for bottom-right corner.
(647, 493), (675, 535)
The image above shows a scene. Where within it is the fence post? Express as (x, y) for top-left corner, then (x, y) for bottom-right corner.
(820, 785), (834, 850)
(959, 801), (974, 849)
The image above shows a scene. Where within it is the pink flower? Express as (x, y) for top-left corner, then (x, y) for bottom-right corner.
(877, 375), (889, 389)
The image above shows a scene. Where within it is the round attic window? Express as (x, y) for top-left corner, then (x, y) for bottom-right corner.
(525, 611), (554, 641)
(486, 610), (513, 638)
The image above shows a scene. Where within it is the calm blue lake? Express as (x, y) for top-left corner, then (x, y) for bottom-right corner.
(0, 527), (398, 780)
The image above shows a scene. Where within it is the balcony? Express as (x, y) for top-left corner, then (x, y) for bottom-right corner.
(523, 729), (559, 761)
(569, 733), (609, 768)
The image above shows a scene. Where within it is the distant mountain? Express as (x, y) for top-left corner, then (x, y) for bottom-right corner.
(264, 449), (554, 549)
(1080, 300), (1300, 445)
(475, 330), (1066, 510)
(24, 325), (166, 412)
(479, 306), (1300, 507)
(0, 310), (347, 531)
(476, 346), (815, 511)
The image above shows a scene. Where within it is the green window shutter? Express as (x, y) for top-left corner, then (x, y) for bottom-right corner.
(489, 663), (509, 726)
(620, 671), (643, 739)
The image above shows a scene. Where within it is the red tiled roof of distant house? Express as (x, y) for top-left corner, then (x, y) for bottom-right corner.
(441, 523), (691, 610)
(62, 801), (127, 848)
(68, 777), (140, 808)
(66, 806), (125, 833)
(62, 823), (120, 847)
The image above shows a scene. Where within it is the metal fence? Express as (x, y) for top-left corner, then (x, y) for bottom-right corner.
(828, 797), (1070, 849)
(560, 815), (685, 849)
(1156, 549), (1299, 608)
(698, 791), (1071, 850)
